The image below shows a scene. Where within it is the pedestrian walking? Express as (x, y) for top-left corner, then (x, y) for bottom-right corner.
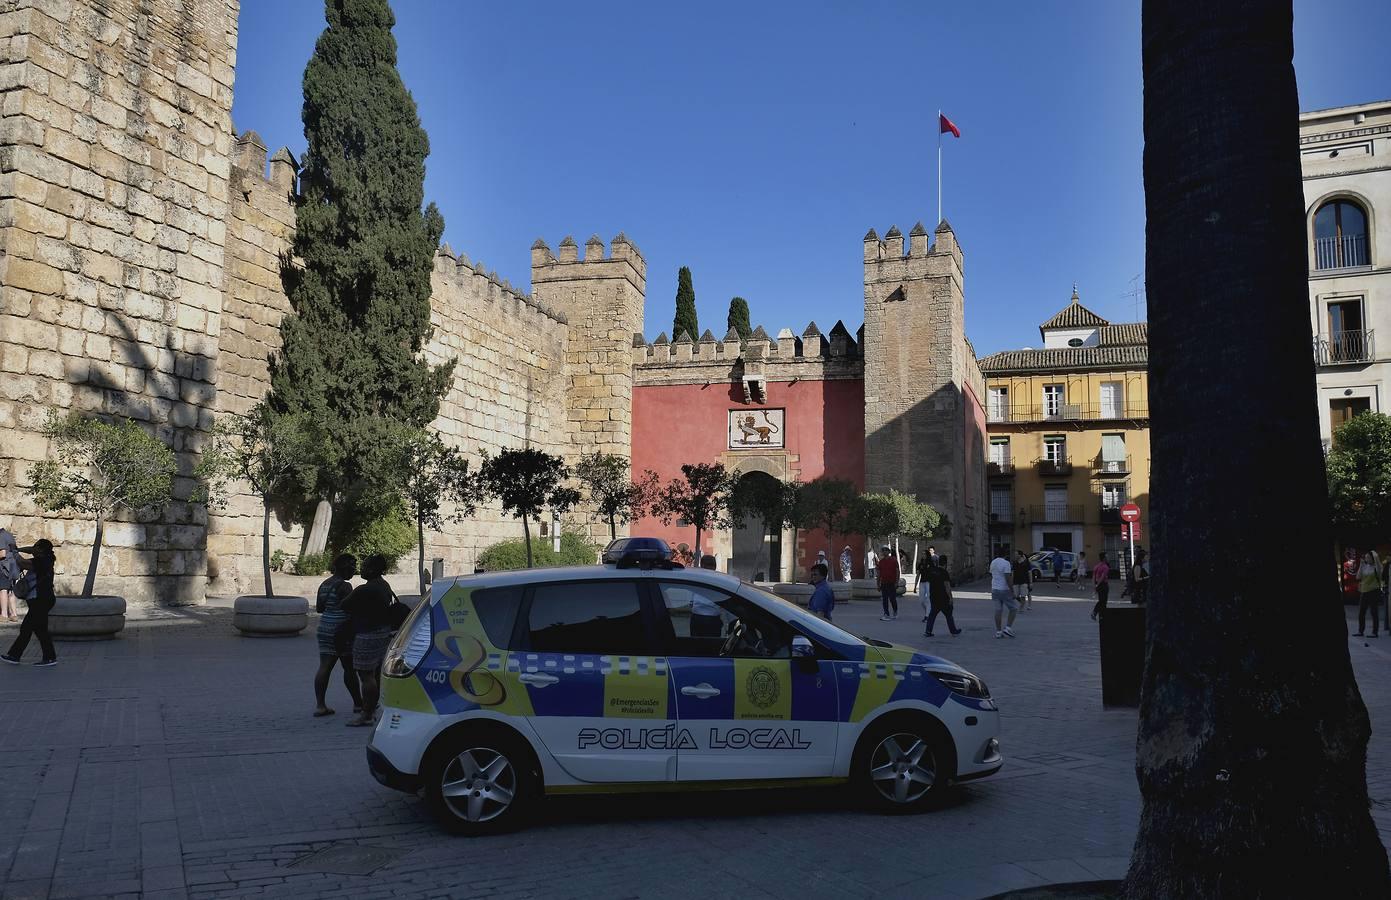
(1, 539), (58, 667)
(839, 546), (853, 582)
(865, 545), (879, 582)
(340, 554), (402, 727)
(876, 545), (900, 621)
(989, 547), (1018, 638)
(808, 563), (835, 622)
(313, 554), (364, 718)
(1012, 550), (1033, 610)
(1076, 551), (1090, 592)
(1355, 548), (1383, 638)
(0, 528), (20, 622)
(1130, 548), (1151, 605)
(1050, 548), (1063, 583)
(1090, 552), (1112, 621)
(920, 554), (961, 637)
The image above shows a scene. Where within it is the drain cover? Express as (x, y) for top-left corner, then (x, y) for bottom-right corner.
(288, 844), (407, 876)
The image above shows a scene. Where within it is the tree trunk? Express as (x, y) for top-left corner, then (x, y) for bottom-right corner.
(1127, 2), (1389, 896)
(608, 511), (617, 542)
(521, 512), (533, 568)
(262, 500), (274, 598)
(417, 514), (427, 596)
(693, 525), (703, 567)
(304, 499), (333, 556)
(82, 516), (103, 598)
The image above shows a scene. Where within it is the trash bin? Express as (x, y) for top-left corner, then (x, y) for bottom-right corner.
(1099, 604), (1146, 708)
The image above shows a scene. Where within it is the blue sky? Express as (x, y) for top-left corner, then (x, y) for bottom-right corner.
(231, 1), (1391, 355)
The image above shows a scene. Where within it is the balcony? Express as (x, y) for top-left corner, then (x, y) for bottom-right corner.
(988, 511), (1014, 530)
(987, 460), (1015, 478)
(1035, 456), (1073, 476)
(1029, 504), (1084, 524)
(1314, 234), (1368, 271)
(1313, 329), (1374, 366)
(987, 403), (1149, 425)
(1099, 506), (1122, 525)
(1093, 454), (1131, 476)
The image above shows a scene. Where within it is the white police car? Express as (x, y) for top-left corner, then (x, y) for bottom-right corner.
(368, 541), (1002, 834)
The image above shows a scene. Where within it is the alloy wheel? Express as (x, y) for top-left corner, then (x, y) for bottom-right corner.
(868, 732), (936, 804)
(440, 747), (517, 823)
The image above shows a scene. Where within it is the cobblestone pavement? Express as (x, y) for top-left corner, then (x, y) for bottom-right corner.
(1, 582), (1387, 899)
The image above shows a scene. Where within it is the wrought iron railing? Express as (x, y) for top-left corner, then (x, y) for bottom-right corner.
(1035, 456), (1073, 476)
(1314, 234), (1368, 270)
(1313, 329), (1374, 365)
(987, 403), (1149, 424)
(987, 460), (1015, 477)
(1029, 504), (1085, 523)
(1092, 454), (1131, 475)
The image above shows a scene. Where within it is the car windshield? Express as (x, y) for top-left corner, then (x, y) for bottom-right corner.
(741, 582), (864, 647)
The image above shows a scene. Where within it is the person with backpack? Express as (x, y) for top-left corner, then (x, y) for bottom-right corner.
(312, 554), (364, 718)
(1, 539), (58, 667)
(920, 554), (961, 637)
(340, 554), (405, 726)
(1355, 549), (1383, 638)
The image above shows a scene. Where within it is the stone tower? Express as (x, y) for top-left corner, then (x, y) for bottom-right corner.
(530, 234), (646, 539)
(0, 0), (242, 602)
(862, 220), (988, 576)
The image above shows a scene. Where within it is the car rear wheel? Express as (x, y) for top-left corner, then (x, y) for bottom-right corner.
(852, 716), (953, 813)
(423, 726), (539, 835)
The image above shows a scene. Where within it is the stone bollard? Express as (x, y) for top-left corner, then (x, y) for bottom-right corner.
(233, 595), (309, 637)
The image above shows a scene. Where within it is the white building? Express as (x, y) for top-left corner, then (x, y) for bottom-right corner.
(1301, 99), (1391, 446)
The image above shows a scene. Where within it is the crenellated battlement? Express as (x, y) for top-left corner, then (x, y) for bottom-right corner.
(432, 244), (568, 326)
(231, 130), (297, 194)
(632, 318), (864, 388)
(531, 233), (647, 286)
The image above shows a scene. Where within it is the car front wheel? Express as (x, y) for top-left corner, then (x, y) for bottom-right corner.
(422, 726), (539, 835)
(852, 716), (953, 813)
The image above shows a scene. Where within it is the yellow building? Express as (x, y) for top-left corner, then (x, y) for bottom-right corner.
(977, 290), (1150, 577)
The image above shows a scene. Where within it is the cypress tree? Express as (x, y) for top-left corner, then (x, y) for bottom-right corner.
(726, 296), (751, 341)
(672, 266), (699, 343)
(269, 0), (453, 533)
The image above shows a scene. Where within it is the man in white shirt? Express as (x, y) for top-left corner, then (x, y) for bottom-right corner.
(988, 547), (1018, 639)
(865, 546), (878, 581)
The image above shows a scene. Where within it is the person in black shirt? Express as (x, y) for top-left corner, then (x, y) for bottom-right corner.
(340, 554), (399, 727)
(2, 539), (58, 667)
(921, 555), (961, 637)
(1012, 551), (1033, 611)
(313, 554), (364, 718)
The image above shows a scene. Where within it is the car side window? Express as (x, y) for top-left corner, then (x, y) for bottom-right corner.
(525, 581), (651, 655)
(471, 586), (522, 648)
(658, 583), (792, 659)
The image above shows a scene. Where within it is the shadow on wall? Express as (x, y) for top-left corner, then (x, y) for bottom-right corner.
(864, 381), (985, 580)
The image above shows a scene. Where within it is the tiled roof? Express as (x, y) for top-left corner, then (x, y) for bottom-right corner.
(1099, 323), (1147, 346)
(978, 343), (1147, 374)
(1040, 298), (1109, 330)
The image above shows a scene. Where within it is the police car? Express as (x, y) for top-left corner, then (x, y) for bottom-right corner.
(368, 539), (1002, 834)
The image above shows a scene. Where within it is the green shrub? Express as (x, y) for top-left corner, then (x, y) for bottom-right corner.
(332, 502), (416, 573)
(293, 552), (330, 576)
(478, 531), (599, 571)
(270, 548), (290, 573)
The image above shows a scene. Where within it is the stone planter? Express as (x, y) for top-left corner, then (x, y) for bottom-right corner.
(850, 578), (880, 600)
(770, 583), (814, 606)
(831, 582), (853, 602)
(50, 596), (127, 640)
(233, 595), (309, 637)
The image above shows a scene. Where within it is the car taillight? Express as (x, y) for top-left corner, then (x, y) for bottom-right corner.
(382, 601), (432, 677)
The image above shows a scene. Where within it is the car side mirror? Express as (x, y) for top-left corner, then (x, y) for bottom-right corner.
(791, 636), (814, 659)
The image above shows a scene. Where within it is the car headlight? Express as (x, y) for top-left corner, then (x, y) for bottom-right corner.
(928, 669), (991, 699)
(382, 600), (433, 678)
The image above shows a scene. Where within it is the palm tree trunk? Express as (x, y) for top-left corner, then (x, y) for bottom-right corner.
(1127, 2), (1388, 896)
(82, 516), (103, 598)
(521, 512), (533, 568)
(261, 500), (273, 598)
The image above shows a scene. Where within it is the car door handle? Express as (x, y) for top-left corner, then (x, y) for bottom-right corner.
(681, 683), (721, 699)
(518, 673), (559, 687)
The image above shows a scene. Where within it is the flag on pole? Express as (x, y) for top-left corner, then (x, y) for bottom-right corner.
(939, 112), (961, 139)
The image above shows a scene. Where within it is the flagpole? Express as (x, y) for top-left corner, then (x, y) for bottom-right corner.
(936, 109), (942, 226)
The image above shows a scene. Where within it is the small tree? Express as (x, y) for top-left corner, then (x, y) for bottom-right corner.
(480, 448), (580, 568)
(196, 403), (311, 599)
(730, 475), (800, 581)
(29, 411), (178, 598)
(574, 451), (659, 541)
(399, 431), (485, 594)
(672, 266), (699, 344)
(726, 296), (752, 341)
(850, 493), (900, 556)
(792, 477), (858, 564)
(889, 489), (943, 573)
(1326, 412), (1391, 546)
(654, 463), (738, 563)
